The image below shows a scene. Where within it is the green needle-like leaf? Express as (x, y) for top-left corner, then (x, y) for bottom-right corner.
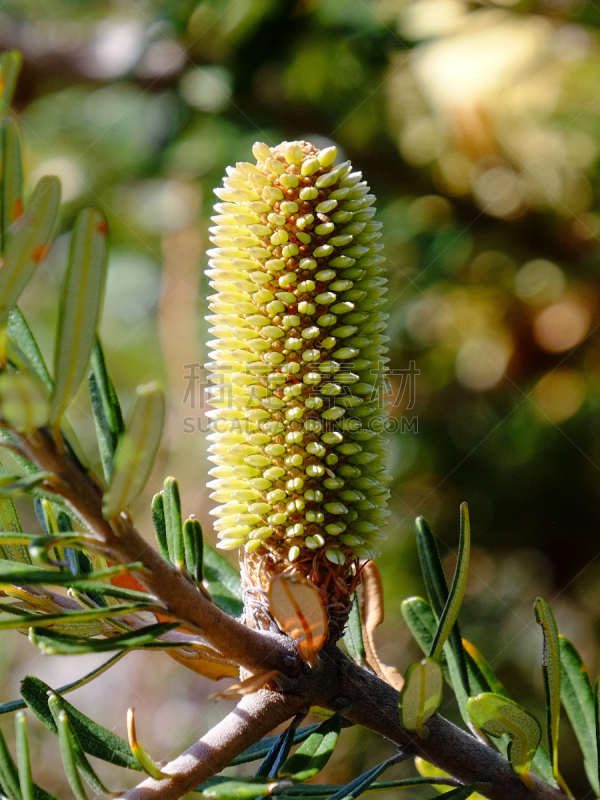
(323, 755), (398, 800)
(399, 657), (443, 734)
(255, 714), (305, 778)
(0, 51), (22, 114)
(0, 558), (142, 586)
(21, 677), (139, 770)
(559, 635), (598, 794)
(0, 175), (61, 326)
(55, 709), (89, 800)
(415, 517), (470, 710)
(151, 491), (169, 561)
(49, 695), (115, 796)
(343, 593), (366, 666)
(203, 545), (243, 617)
(279, 715), (341, 783)
(0, 601), (150, 630)
(534, 597), (566, 792)
(164, 477), (184, 569)
(30, 620), (179, 655)
(430, 503), (471, 662)
(202, 778), (291, 799)
(183, 516), (204, 583)
(51, 208), (108, 422)
(0, 725), (21, 800)
(103, 382), (165, 518)
(15, 713), (33, 800)
(467, 693), (541, 779)
(89, 338), (124, 481)
(230, 726), (321, 767)
(0, 487), (30, 564)
(1, 119), (23, 250)
(7, 308), (53, 392)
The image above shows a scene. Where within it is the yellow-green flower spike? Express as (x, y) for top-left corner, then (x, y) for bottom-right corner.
(206, 140), (389, 631)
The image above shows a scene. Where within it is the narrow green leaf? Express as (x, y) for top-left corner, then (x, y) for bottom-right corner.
(343, 593), (366, 665)
(0, 472), (53, 497)
(415, 517), (470, 706)
(183, 516), (204, 583)
(89, 339), (124, 482)
(1, 120), (23, 250)
(21, 677), (140, 770)
(0, 601), (150, 631)
(533, 597), (564, 792)
(0, 726), (21, 800)
(197, 777), (465, 796)
(230, 725), (321, 767)
(0, 51), (22, 114)
(48, 695), (114, 796)
(103, 382), (165, 518)
(164, 477), (184, 569)
(462, 640), (508, 697)
(15, 713), (33, 800)
(151, 492), (169, 561)
(55, 709), (89, 800)
(467, 693), (541, 778)
(0, 485), (30, 563)
(0, 558), (142, 586)
(0, 176), (61, 326)
(279, 716), (341, 783)
(51, 209), (108, 422)
(202, 779), (291, 800)
(399, 657), (443, 734)
(204, 545), (243, 616)
(7, 308), (53, 392)
(323, 755), (398, 800)
(30, 621), (179, 655)
(558, 635), (598, 794)
(430, 503), (471, 662)
(255, 714), (305, 778)
(89, 371), (113, 481)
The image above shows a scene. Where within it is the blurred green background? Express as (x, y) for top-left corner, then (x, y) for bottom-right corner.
(1, 0), (600, 795)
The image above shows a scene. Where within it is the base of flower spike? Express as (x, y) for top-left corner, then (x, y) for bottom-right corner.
(240, 549), (361, 642)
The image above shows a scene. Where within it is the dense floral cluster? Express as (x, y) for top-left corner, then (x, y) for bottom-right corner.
(206, 140), (389, 577)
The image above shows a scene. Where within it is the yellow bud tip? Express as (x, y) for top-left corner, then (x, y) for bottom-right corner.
(318, 146), (338, 167)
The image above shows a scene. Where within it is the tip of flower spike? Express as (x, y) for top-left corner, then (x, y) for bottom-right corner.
(252, 141), (272, 162)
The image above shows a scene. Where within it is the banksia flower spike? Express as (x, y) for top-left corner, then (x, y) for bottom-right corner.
(206, 140), (389, 636)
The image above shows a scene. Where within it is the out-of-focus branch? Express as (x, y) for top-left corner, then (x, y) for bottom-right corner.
(14, 428), (302, 679)
(120, 690), (300, 800)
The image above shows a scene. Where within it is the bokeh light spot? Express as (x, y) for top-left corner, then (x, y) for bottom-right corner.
(533, 299), (590, 353)
(514, 259), (566, 306)
(532, 369), (585, 423)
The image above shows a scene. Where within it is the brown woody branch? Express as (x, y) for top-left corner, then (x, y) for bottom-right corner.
(12, 428), (569, 800)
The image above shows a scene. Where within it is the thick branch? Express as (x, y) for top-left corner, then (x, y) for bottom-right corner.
(120, 690), (300, 800)
(16, 429), (301, 678)
(315, 648), (567, 800)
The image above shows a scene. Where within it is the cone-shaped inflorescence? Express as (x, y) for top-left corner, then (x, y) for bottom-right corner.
(206, 140), (389, 634)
